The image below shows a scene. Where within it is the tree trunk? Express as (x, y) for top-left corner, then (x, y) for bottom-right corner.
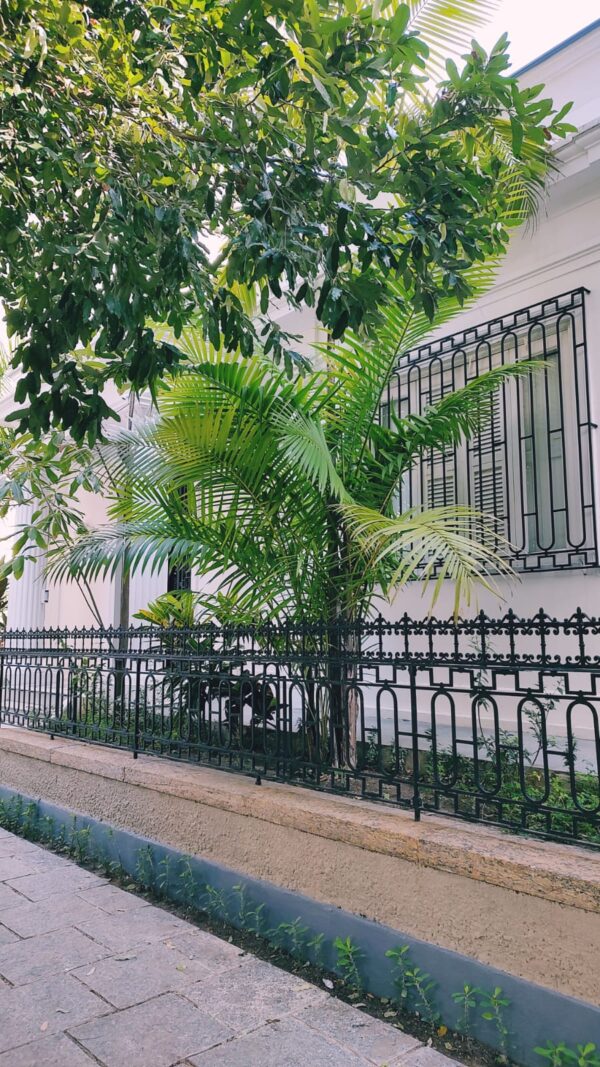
(325, 508), (361, 772)
(328, 618), (360, 771)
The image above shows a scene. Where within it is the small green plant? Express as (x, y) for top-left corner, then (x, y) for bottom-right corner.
(334, 936), (363, 992)
(270, 918), (309, 959)
(178, 858), (198, 909)
(202, 884), (228, 921)
(134, 845), (155, 888)
(386, 945), (411, 1005)
(71, 826), (92, 863)
(232, 883), (253, 925)
(480, 986), (511, 1061)
(230, 885), (266, 934)
(307, 931), (325, 968)
(3, 796), (23, 832)
(452, 983), (481, 1034)
(53, 820), (67, 850)
(405, 963), (438, 1023)
(386, 945), (438, 1022)
(535, 1043), (600, 1066)
(247, 901), (266, 934)
(39, 815), (56, 844)
(22, 802), (39, 839)
(156, 855), (172, 898)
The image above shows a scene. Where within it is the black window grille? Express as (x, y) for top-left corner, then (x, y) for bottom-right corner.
(167, 486), (192, 592)
(381, 288), (597, 572)
(167, 562), (192, 592)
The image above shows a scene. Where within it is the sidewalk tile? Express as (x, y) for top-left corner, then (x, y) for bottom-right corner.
(6, 867), (105, 901)
(190, 1016), (371, 1066)
(0, 974), (110, 1054)
(0, 926), (107, 986)
(70, 992), (232, 1067)
(76, 904), (187, 953)
(0, 893), (104, 938)
(186, 955), (327, 1033)
(0, 1033), (97, 1066)
(296, 998), (421, 1063)
(71, 940), (212, 1008)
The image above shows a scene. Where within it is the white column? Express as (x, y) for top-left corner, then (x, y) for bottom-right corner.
(5, 506), (47, 631)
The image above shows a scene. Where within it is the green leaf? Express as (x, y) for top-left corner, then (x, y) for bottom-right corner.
(390, 4), (410, 42)
(311, 74), (332, 107)
(445, 58), (460, 88)
(510, 116), (524, 157)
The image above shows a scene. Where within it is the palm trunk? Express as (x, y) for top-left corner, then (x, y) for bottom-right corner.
(327, 617), (360, 770)
(326, 507), (361, 770)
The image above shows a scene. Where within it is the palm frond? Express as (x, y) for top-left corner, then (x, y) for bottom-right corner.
(341, 501), (514, 616)
(320, 258), (500, 478)
(395, 359), (544, 461)
(406, 0), (500, 80)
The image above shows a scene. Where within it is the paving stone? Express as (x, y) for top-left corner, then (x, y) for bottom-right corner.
(0, 857), (39, 882)
(22, 848), (73, 870)
(71, 940), (212, 1008)
(0, 923), (19, 946)
(0, 892), (104, 938)
(186, 955), (327, 1033)
(165, 928), (245, 971)
(0, 926), (108, 986)
(76, 904), (188, 952)
(0, 839), (44, 858)
(0, 974), (109, 1054)
(296, 997), (421, 1063)
(0, 1033), (97, 1066)
(70, 992), (233, 1067)
(0, 881), (28, 911)
(401, 1050), (461, 1066)
(6, 866), (105, 901)
(78, 883), (152, 915)
(189, 1016), (371, 1067)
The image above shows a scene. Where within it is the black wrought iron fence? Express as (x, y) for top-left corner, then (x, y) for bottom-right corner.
(0, 610), (599, 847)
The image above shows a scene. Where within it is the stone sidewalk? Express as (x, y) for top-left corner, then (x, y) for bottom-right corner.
(0, 827), (459, 1067)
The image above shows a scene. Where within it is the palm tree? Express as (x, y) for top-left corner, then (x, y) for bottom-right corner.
(50, 274), (540, 765)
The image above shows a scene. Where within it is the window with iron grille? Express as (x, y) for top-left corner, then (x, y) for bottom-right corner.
(380, 288), (597, 572)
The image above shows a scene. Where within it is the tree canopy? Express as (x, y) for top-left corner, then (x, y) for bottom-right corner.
(0, 0), (573, 442)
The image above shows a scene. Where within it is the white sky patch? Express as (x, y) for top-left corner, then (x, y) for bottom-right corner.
(476, 0), (598, 71)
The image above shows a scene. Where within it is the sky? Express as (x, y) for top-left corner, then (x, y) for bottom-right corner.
(476, 0), (599, 71)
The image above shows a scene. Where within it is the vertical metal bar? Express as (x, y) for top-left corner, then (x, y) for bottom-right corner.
(409, 664), (421, 821)
(133, 657), (141, 760)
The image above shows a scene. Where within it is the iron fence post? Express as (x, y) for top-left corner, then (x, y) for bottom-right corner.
(409, 663), (421, 821)
(133, 657), (141, 760)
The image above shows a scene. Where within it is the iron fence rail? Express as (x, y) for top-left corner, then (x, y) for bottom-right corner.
(0, 611), (599, 848)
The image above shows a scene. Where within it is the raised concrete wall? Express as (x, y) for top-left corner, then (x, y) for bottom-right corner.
(1, 728), (599, 1007)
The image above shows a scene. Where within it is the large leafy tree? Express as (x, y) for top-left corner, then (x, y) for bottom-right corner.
(0, 0), (572, 442)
